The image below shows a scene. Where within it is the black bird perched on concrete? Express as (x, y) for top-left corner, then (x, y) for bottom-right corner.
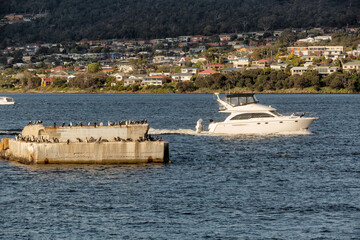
(80, 122), (83, 127)
(76, 138), (83, 142)
(94, 122), (97, 128)
(67, 139), (70, 144)
(62, 122), (65, 127)
(53, 122), (56, 127)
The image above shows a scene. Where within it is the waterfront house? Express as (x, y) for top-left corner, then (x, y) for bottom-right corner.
(143, 75), (166, 86)
(41, 77), (55, 87)
(111, 73), (126, 81)
(124, 74), (146, 86)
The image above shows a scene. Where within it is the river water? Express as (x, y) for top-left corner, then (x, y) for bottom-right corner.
(0, 93), (359, 239)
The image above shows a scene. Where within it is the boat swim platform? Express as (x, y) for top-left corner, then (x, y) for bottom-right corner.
(0, 123), (169, 164)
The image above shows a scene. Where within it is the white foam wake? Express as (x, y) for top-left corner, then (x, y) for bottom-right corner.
(149, 128), (198, 135)
(149, 128), (313, 137)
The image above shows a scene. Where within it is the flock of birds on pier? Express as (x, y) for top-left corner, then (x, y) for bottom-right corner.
(15, 134), (161, 144)
(28, 120), (148, 127)
(16, 119), (162, 144)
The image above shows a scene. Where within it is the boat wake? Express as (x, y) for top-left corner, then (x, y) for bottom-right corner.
(149, 128), (198, 135)
(0, 129), (22, 136)
(148, 128), (313, 137)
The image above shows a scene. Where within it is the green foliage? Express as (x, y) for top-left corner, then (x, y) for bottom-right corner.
(176, 81), (197, 93)
(68, 72), (107, 89)
(53, 78), (68, 88)
(278, 29), (297, 47)
(191, 69), (360, 93)
(0, 0), (359, 44)
(86, 62), (101, 73)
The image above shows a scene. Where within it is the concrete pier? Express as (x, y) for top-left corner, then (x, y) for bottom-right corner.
(0, 123), (169, 164)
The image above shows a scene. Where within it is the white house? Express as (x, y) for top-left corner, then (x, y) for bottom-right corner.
(290, 67), (308, 75)
(111, 73), (126, 81)
(124, 74), (145, 86)
(172, 73), (192, 82)
(270, 63), (288, 70)
(233, 58), (250, 68)
(117, 64), (134, 73)
(143, 75), (165, 86)
(343, 61), (360, 71)
(314, 66), (337, 75)
(181, 67), (198, 74)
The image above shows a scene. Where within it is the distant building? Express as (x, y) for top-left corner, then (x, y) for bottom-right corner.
(172, 73), (192, 82)
(343, 61), (360, 72)
(252, 59), (270, 68)
(290, 67), (308, 75)
(270, 63), (288, 70)
(143, 75), (166, 86)
(204, 63), (225, 71)
(220, 68), (243, 74)
(233, 58), (250, 68)
(41, 77), (55, 87)
(124, 74), (145, 86)
(198, 69), (219, 76)
(287, 46), (344, 58)
(181, 67), (198, 75)
(314, 66), (337, 75)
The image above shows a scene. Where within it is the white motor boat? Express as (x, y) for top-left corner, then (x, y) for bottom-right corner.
(206, 93), (318, 135)
(0, 96), (15, 105)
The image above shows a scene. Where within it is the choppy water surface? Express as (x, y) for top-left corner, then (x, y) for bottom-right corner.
(0, 93), (359, 239)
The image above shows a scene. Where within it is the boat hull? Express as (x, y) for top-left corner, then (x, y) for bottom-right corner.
(0, 102), (15, 105)
(208, 117), (316, 135)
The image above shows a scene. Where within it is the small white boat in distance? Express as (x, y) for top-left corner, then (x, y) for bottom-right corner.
(0, 96), (15, 105)
(207, 93), (318, 135)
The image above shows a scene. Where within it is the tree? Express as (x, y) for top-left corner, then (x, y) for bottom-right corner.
(53, 78), (67, 88)
(87, 62), (101, 73)
(289, 74), (309, 89)
(176, 81), (197, 93)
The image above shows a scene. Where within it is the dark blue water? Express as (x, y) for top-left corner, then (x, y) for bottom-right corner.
(0, 93), (359, 239)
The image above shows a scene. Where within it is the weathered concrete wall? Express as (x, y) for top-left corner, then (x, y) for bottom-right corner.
(3, 139), (169, 164)
(21, 124), (149, 142)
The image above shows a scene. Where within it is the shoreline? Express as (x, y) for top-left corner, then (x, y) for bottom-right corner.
(0, 90), (360, 94)
(0, 87), (360, 94)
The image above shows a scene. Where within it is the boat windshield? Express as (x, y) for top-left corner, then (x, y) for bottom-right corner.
(230, 112), (275, 120)
(224, 94), (258, 107)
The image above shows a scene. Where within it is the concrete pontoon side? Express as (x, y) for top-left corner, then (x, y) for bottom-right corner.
(2, 139), (169, 164)
(0, 123), (170, 164)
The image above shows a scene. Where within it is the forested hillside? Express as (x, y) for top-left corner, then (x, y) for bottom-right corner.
(0, 0), (359, 44)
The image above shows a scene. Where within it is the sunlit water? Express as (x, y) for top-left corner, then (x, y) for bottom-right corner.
(0, 93), (359, 239)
